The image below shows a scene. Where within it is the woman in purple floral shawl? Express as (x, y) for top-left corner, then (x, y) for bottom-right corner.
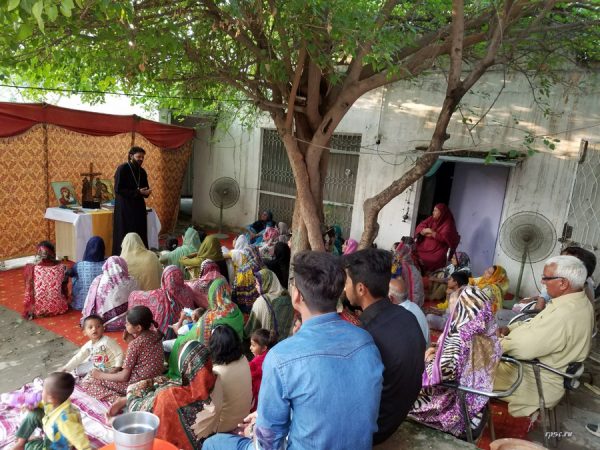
(409, 286), (501, 437)
(82, 256), (139, 331)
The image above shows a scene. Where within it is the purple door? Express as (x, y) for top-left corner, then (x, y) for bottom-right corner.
(448, 162), (510, 276)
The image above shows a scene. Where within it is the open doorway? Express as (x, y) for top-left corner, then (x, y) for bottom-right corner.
(416, 160), (510, 275)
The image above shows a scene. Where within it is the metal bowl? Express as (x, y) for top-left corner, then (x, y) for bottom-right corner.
(113, 411), (160, 450)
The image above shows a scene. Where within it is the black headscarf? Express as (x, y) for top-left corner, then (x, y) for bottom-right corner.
(82, 236), (106, 262)
(265, 242), (291, 288)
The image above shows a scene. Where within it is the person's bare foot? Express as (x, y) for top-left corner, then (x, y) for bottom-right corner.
(107, 397), (127, 418)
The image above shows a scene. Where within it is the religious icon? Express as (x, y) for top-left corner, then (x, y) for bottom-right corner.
(51, 181), (80, 207)
(95, 179), (115, 203)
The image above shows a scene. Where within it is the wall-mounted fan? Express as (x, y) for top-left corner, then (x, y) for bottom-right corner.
(209, 177), (240, 238)
(499, 212), (556, 297)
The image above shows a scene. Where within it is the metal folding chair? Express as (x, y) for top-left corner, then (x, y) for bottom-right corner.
(441, 355), (524, 444)
(519, 359), (585, 448)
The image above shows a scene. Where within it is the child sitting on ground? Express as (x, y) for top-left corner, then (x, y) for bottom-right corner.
(163, 307), (205, 353)
(13, 372), (91, 450)
(426, 271), (469, 331)
(61, 315), (124, 377)
(249, 328), (276, 412)
(80, 306), (165, 404)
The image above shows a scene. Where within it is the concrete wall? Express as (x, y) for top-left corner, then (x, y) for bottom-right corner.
(192, 120), (265, 230)
(192, 69), (600, 296)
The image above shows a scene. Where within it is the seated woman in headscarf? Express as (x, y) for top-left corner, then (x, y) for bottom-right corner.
(180, 235), (227, 281)
(391, 241), (425, 307)
(244, 269), (294, 341)
(23, 241), (68, 319)
(247, 210), (276, 244)
(128, 265), (196, 337)
(278, 222), (291, 244)
(186, 260), (226, 309)
(429, 251), (472, 301)
(469, 265), (509, 314)
(324, 225), (344, 255)
(159, 227), (202, 276)
(231, 249), (261, 314)
(265, 242), (291, 289)
(410, 286), (501, 438)
(82, 256), (139, 331)
(120, 232), (162, 291)
(225, 234), (249, 281)
(166, 278), (243, 380)
(259, 226), (280, 261)
(67, 236), (106, 310)
(414, 204), (461, 273)
(116, 341), (223, 450)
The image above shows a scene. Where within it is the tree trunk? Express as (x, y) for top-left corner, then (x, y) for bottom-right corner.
(274, 119), (325, 252)
(359, 95), (459, 248)
(360, 153), (438, 248)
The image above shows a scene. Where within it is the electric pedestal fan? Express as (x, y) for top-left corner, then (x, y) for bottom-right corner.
(499, 211), (556, 298)
(209, 177), (240, 239)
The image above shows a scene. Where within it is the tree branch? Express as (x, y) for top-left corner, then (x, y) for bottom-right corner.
(447, 0), (465, 92)
(285, 46), (307, 132)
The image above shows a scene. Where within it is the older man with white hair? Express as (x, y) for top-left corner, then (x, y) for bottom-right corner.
(494, 255), (594, 417)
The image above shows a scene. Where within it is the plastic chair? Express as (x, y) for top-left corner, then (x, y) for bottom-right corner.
(440, 355), (524, 444)
(518, 359), (585, 448)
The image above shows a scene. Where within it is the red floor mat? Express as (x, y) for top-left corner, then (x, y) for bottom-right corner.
(477, 401), (532, 449)
(0, 267), (126, 348)
(0, 232), (237, 349)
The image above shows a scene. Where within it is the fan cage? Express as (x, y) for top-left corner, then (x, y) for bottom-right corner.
(499, 212), (556, 263)
(210, 177), (240, 209)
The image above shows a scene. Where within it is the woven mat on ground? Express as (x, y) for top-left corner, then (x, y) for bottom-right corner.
(0, 378), (111, 448)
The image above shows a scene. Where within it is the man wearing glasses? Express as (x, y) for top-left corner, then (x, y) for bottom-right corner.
(494, 255), (594, 417)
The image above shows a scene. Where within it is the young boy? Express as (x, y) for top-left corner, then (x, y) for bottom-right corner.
(61, 315), (123, 376)
(13, 372), (91, 450)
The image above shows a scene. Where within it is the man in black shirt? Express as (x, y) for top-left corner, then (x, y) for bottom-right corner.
(343, 248), (425, 445)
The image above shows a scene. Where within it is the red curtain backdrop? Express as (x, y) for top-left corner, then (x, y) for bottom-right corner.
(0, 102), (194, 148)
(0, 103), (195, 260)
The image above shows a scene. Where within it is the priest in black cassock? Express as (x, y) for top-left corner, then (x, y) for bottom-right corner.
(112, 146), (152, 255)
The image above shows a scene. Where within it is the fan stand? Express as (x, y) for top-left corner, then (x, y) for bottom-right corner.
(515, 245), (529, 299)
(213, 200), (229, 240)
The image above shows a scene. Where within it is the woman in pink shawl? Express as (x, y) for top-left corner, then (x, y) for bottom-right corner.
(415, 203), (460, 273)
(342, 239), (358, 255)
(82, 256), (139, 331)
(128, 265), (196, 337)
(186, 259), (225, 309)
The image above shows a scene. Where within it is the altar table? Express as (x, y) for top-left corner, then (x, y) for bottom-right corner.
(44, 207), (160, 261)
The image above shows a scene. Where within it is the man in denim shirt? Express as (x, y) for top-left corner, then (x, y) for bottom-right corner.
(204, 251), (384, 450)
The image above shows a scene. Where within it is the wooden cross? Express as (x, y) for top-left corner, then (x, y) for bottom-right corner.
(80, 162), (102, 180)
(80, 163), (102, 202)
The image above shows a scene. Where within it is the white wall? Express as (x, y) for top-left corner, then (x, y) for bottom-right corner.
(192, 69), (600, 296)
(192, 120), (265, 230)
